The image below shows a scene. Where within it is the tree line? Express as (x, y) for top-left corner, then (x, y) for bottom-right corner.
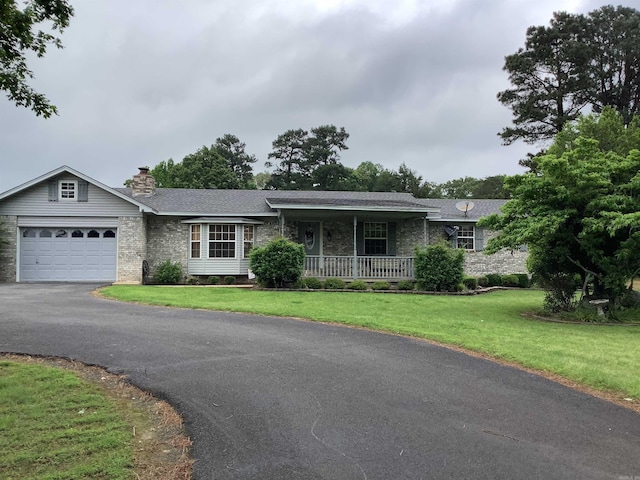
(136, 126), (509, 199)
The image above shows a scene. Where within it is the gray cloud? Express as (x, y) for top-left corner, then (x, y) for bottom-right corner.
(2, 0), (635, 191)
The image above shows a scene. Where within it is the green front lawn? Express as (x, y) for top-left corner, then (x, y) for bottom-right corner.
(0, 361), (132, 480)
(101, 286), (640, 400)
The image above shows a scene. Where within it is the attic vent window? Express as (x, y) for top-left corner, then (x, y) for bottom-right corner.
(59, 181), (77, 200)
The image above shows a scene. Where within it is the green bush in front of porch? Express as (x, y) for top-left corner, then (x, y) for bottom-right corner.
(414, 242), (464, 292)
(249, 237), (305, 288)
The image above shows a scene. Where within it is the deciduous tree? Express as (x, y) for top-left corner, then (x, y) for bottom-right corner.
(1, 0), (74, 117)
(481, 109), (640, 305)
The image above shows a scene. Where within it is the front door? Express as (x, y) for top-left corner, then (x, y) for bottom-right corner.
(298, 222), (321, 256)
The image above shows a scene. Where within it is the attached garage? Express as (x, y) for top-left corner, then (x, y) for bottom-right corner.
(19, 227), (117, 282)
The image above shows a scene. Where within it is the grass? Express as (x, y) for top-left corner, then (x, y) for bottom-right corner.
(0, 361), (132, 480)
(101, 286), (640, 400)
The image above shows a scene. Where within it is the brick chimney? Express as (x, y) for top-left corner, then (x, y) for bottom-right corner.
(131, 166), (156, 196)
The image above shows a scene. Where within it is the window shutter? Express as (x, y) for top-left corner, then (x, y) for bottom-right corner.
(475, 226), (484, 251)
(48, 181), (58, 202)
(387, 222), (397, 256)
(356, 222), (364, 256)
(78, 180), (88, 202)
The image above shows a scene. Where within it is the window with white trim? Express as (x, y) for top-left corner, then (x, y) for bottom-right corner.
(243, 225), (254, 258)
(191, 225), (201, 258)
(59, 181), (77, 200)
(364, 222), (387, 255)
(209, 224), (236, 258)
(456, 225), (475, 250)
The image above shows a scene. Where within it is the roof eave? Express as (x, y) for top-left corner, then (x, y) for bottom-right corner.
(0, 165), (157, 213)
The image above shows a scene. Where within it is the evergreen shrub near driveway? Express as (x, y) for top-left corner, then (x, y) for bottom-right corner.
(154, 259), (183, 284)
(303, 277), (323, 289)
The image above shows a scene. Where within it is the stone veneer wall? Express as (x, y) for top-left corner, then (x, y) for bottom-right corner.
(117, 216), (147, 283)
(145, 216), (188, 282)
(0, 215), (18, 282)
(255, 218), (280, 247)
(427, 224), (528, 276)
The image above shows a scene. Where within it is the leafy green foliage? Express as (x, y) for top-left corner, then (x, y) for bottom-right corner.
(141, 134), (257, 189)
(414, 243), (465, 292)
(543, 273), (579, 313)
(208, 276), (220, 285)
(501, 274), (520, 288)
(249, 238), (305, 288)
(371, 280), (391, 291)
(302, 277), (323, 289)
(1, 0), (74, 117)
(323, 277), (346, 289)
(515, 274), (530, 288)
(154, 259), (183, 285)
(481, 109), (640, 303)
(223, 276), (236, 285)
(266, 125), (349, 190)
(396, 280), (415, 291)
(347, 280), (369, 290)
(499, 6), (640, 146)
(462, 276), (478, 290)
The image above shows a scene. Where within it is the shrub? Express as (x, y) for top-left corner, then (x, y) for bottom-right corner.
(371, 280), (391, 291)
(502, 274), (520, 287)
(303, 277), (323, 289)
(249, 237), (305, 288)
(462, 276), (478, 290)
(477, 276), (489, 288)
(485, 273), (503, 287)
(396, 280), (415, 291)
(154, 259), (183, 285)
(323, 277), (346, 289)
(208, 276), (220, 285)
(543, 273), (580, 313)
(186, 276), (200, 285)
(414, 242), (464, 292)
(515, 273), (530, 288)
(347, 280), (369, 290)
(223, 276), (236, 285)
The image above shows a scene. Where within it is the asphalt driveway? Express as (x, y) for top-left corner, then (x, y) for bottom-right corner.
(1, 283), (639, 480)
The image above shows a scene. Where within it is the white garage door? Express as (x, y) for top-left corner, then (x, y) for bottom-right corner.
(20, 227), (117, 282)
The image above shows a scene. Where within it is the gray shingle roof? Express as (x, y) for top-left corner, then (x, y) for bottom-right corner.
(418, 198), (507, 221)
(114, 188), (439, 215)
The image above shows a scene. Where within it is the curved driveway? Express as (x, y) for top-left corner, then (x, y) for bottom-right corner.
(1, 284), (639, 480)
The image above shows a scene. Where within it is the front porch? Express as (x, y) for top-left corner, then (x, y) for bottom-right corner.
(304, 255), (415, 280)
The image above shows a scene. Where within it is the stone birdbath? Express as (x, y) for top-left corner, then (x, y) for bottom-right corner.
(589, 298), (609, 317)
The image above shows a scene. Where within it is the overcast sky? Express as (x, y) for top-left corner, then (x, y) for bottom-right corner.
(2, 0), (635, 193)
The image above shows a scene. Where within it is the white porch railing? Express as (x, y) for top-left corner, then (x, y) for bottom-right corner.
(304, 256), (415, 279)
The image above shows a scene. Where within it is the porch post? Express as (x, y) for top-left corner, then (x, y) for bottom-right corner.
(423, 216), (427, 247)
(353, 215), (358, 279)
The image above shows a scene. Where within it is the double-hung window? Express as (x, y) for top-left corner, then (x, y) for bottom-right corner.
(456, 225), (475, 250)
(59, 181), (77, 200)
(209, 225), (236, 258)
(364, 222), (387, 255)
(243, 225), (254, 258)
(190, 225), (201, 258)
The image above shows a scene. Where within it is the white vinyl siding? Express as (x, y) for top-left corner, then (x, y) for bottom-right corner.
(187, 224), (253, 275)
